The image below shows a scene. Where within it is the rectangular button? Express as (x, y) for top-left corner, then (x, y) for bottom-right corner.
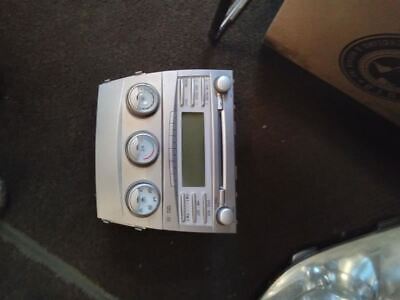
(200, 77), (205, 107)
(191, 193), (197, 223)
(169, 111), (175, 124)
(169, 151), (176, 162)
(169, 133), (176, 145)
(190, 78), (195, 107)
(169, 154), (176, 186)
(180, 193), (186, 222)
(179, 79), (184, 106)
(169, 170), (175, 187)
(204, 77), (210, 106)
(202, 193), (207, 224)
(178, 79), (181, 106)
(183, 77), (191, 106)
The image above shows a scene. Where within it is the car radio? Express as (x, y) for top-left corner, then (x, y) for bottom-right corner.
(95, 69), (236, 233)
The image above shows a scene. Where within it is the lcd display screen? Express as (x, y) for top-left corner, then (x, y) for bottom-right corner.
(182, 113), (205, 187)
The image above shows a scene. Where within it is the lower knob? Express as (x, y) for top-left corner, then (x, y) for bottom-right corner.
(216, 207), (234, 226)
(126, 182), (160, 217)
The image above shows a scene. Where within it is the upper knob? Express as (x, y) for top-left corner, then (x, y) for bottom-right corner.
(216, 207), (234, 226)
(127, 83), (160, 117)
(214, 75), (232, 94)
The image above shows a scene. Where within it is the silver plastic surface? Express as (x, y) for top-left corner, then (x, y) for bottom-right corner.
(95, 69), (236, 233)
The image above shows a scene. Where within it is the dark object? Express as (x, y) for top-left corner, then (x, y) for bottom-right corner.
(209, 0), (232, 44)
(0, 179), (6, 214)
(208, 0), (251, 44)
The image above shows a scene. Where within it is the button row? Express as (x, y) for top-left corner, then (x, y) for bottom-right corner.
(179, 192), (211, 225)
(178, 77), (210, 108)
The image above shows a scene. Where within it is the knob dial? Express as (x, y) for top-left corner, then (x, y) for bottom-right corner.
(214, 75), (232, 94)
(126, 131), (159, 166)
(216, 207), (234, 225)
(126, 182), (160, 217)
(127, 83), (160, 117)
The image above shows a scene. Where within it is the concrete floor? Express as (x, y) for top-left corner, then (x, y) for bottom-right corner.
(1, 1), (400, 299)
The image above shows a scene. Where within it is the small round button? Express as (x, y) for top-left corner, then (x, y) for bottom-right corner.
(216, 207), (234, 226)
(214, 75), (232, 93)
(126, 131), (159, 166)
(127, 83), (160, 117)
(126, 182), (160, 217)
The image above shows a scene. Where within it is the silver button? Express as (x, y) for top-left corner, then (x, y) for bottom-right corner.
(127, 83), (159, 117)
(125, 131), (159, 166)
(214, 75), (232, 94)
(216, 207), (234, 226)
(125, 182), (160, 217)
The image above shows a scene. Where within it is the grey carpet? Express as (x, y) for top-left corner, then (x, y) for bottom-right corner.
(1, 1), (400, 299)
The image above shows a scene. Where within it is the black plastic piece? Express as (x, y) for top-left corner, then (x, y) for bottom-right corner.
(208, 0), (233, 44)
(0, 178), (7, 215)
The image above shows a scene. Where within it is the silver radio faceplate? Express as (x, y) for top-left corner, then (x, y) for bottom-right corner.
(95, 69), (236, 233)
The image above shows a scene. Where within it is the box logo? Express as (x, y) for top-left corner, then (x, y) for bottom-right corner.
(340, 34), (400, 101)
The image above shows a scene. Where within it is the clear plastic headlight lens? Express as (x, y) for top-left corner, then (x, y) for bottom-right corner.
(261, 227), (400, 300)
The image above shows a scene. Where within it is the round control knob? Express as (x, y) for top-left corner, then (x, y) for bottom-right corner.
(216, 207), (234, 226)
(127, 83), (160, 117)
(126, 182), (160, 217)
(126, 131), (159, 166)
(214, 75), (232, 93)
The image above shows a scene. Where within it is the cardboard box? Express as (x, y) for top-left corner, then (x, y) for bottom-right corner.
(265, 1), (400, 125)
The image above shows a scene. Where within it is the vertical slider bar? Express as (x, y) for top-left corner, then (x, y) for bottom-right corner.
(217, 105), (228, 208)
(217, 95), (223, 110)
(220, 110), (227, 188)
(219, 189), (225, 207)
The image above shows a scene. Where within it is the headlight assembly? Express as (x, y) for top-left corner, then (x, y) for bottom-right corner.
(262, 226), (400, 300)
